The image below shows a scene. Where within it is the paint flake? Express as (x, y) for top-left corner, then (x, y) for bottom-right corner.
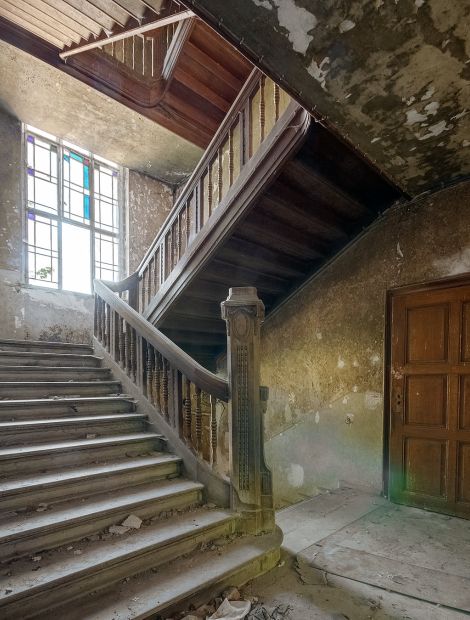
(307, 56), (330, 90)
(339, 19), (355, 33)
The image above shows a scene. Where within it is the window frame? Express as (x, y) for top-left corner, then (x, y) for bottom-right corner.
(22, 124), (125, 296)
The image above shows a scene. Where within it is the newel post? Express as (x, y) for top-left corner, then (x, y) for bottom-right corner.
(221, 287), (275, 534)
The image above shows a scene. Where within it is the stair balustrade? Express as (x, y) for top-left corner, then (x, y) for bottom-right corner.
(94, 279), (274, 534)
(134, 68), (292, 318)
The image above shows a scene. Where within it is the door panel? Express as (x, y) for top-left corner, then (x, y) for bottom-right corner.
(389, 280), (470, 519)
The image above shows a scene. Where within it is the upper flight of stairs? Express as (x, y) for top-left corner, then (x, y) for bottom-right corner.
(0, 338), (280, 619)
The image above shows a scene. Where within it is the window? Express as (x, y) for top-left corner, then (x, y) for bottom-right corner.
(25, 126), (122, 294)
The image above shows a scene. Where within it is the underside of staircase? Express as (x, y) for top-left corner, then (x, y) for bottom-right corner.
(0, 338), (280, 620)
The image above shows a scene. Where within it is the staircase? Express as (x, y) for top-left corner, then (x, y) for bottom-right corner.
(0, 338), (280, 619)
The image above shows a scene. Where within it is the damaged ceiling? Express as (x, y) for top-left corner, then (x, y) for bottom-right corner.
(182, 0), (470, 195)
(0, 39), (201, 184)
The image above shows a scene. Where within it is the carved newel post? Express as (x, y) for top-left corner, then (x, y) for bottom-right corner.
(221, 287), (275, 534)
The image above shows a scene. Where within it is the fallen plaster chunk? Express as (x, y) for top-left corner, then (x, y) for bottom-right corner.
(223, 587), (241, 601)
(109, 525), (130, 535)
(339, 19), (355, 33)
(36, 503), (48, 512)
(86, 433), (97, 439)
(32, 555), (42, 562)
(121, 514), (142, 529)
(209, 599), (251, 620)
(73, 549), (82, 555)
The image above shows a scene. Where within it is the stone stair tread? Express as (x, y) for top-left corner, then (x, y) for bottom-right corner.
(0, 509), (235, 609)
(38, 529), (281, 620)
(0, 351), (103, 363)
(0, 432), (162, 458)
(0, 453), (181, 494)
(0, 395), (135, 408)
(0, 412), (147, 430)
(0, 380), (120, 386)
(0, 365), (108, 370)
(0, 479), (204, 544)
(0, 413), (148, 439)
(0, 339), (93, 351)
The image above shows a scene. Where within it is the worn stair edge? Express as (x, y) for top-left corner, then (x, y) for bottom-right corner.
(0, 479), (204, 560)
(0, 339), (93, 353)
(0, 380), (122, 398)
(0, 434), (165, 476)
(0, 510), (237, 620)
(37, 528), (282, 620)
(0, 415), (149, 447)
(0, 413), (147, 431)
(0, 366), (111, 376)
(0, 352), (103, 367)
(0, 395), (136, 416)
(0, 453), (182, 511)
(0, 432), (164, 460)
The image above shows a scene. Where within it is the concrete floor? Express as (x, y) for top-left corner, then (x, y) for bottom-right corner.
(240, 488), (470, 620)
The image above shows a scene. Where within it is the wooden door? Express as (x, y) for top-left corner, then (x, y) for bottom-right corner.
(389, 279), (470, 518)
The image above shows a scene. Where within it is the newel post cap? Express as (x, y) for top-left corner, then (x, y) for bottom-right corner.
(221, 287), (265, 320)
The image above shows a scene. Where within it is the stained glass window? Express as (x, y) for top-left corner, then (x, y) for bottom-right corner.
(25, 126), (121, 293)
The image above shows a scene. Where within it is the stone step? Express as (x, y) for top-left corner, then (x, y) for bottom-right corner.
(0, 380), (121, 399)
(0, 396), (136, 420)
(0, 452), (181, 518)
(33, 528), (282, 620)
(0, 453), (182, 512)
(0, 479), (204, 561)
(0, 351), (103, 367)
(0, 366), (111, 381)
(0, 433), (165, 475)
(0, 413), (149, 446)
(0, 509), (237, 620)
(0, 339), (93, 355)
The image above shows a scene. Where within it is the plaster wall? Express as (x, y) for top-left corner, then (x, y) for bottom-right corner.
(127, 171), (175, 273)
(260, 180), (470, 507)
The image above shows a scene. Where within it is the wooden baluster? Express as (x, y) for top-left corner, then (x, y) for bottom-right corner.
(118, 316), (125, 367)
(93, 295), (98, 338)
(146, 343), (153, 399)
(195, 386), (202, 453)
(229, 126), (234, 186)
(260, 74), (266, 142)
(162, 357), (169, 421)
(183, 377), (192, 442)
(129, 328), (136, 381)
(153, 350), (161, 410)
(186, 203), (191, 244)
(207, 167), (213, 219)
(140, 272), (146, 312)
(105, 303), (111, 351)
(100, 299), (106, 345)
(154, 250), (159, 295)
(124, 322), (130, 374)
(218, 147), (223, 204)
(147, 261), (153, 305)
(274, 82), (280, 122)
(176, 217), (181, 263)
(210, 394), (217, 464)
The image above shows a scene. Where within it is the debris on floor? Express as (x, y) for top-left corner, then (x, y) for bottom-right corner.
(167, 586), (292, 620)
(121, 514), (142, 529)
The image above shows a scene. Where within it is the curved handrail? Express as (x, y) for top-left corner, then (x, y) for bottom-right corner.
(94, 279), (229, 401)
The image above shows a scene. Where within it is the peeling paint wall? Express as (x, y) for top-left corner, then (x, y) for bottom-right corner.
(260, 179), (470, 507)
(0, 108), (94, 343)
(184, 0), (470, 194)
(127, 171), (175, 273)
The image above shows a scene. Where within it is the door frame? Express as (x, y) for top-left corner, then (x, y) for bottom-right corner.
(383, 271), (470, 499)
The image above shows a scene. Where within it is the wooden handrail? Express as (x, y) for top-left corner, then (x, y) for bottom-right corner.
(94, 279), (229, 401)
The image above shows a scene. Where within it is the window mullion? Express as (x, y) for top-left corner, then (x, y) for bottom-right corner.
(58, 140), (64, 291)
(90, 154), (96, 291)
